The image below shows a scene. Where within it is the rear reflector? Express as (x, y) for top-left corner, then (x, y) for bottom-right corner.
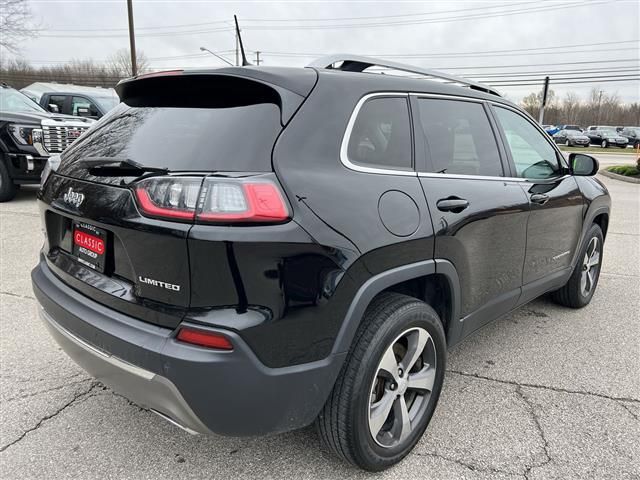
(133, 175), (289, 224)
(176, 327), (233, 350)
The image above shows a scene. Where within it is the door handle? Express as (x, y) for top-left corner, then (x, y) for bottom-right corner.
(530, 193), (549, 205)
(436, 197), (469, 213)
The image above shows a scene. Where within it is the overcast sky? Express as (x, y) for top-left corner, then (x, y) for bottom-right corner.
(13, 0), (640, 102)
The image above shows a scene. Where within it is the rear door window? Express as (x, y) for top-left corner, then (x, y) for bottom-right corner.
(346, 96), (412, 170)
(417, 98), (503, 176)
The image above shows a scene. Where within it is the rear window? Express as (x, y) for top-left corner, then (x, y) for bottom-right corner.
(59, 102), (281, 175)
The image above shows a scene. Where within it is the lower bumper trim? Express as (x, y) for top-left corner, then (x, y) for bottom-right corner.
(39, 307), (211, 435)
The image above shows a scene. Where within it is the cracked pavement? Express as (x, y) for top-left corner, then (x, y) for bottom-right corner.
(1, 157), (638, 479)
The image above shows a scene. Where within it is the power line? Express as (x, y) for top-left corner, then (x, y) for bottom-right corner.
(43, 1), (539, 32)
(244, 0), (544, 22)
(242, 1), (612, 30)
(39, 26), (233, 39)
(485, 73), (640, 84)
(492, 77), (640, 86)
(464, 67), (640, 78)
(261, 44), (639, 60)
(36, 1), (613, 38)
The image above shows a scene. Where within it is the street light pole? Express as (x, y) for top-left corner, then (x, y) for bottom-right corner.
(199, 47), (234, 66)
(127, 0), (137, 76)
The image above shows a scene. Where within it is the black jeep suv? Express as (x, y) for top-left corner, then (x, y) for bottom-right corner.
(32, 56), (610, 471)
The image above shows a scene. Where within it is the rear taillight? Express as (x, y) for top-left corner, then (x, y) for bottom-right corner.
(176, 327), (233, 350)
(134, 176), (202, 220)
(133, 175), (290, 224)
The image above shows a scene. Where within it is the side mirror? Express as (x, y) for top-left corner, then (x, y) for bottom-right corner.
(48, 104), (60, 113)
(570, 153), (599, 176)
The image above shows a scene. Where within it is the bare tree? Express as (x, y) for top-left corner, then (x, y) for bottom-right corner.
(0, 0), (39, 54)
(106, 48), (149, 77)
(562, 92), (580, 124)
(521, 89), (556, 120)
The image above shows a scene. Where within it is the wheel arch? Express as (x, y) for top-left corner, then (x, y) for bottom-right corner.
(570, 204), (610, 269)
(592, 211), (609, 239)
(332, 259), (463, 356)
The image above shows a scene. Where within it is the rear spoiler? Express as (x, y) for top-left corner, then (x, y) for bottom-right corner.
(116, 68), (318, 125)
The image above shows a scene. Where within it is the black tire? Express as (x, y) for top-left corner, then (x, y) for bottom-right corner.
(601, 140), (608, 148)
(0, 159), (19, 202)
(552, 224), (604, 308)
(565, 139), (571, 147)
(317, 292), (446, 471)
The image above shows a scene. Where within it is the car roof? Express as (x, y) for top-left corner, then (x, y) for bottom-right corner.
(146, 65), (518, 110)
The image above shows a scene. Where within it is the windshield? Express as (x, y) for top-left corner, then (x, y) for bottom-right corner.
(566, 131), (583, 137)
(0, 88), (47, 113)
(600, 130), (617, 136)
(93, 95), (119, 112)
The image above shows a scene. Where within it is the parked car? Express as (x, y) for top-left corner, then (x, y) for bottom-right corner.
(558, 124), (583, 132)
(31, 57), (610, 471)
(0, 84), (94, 201)
(553, 129), (590, 147)
(586, 125), (614, 131)
(21, 82), (119, 119)
(587, 128), (629, 148)
(620, 126), (640, 148)
(543, 124), (560, 136)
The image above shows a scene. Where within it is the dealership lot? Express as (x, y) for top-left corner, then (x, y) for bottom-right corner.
(0, 153), (638, 479)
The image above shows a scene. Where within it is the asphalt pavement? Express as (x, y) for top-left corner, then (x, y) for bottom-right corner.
(0, 151), (638, 479)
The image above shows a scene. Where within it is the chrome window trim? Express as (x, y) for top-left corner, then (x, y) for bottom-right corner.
(340, 92), (417, 177)
(409, 92), (486, 103)
(418, 172), (527, 182)
(339, 92), (568, 179)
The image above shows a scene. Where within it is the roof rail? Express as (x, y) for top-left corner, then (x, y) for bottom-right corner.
(308, 54), (501, 97)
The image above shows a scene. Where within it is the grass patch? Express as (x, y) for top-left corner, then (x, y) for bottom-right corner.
(606, 165), (640, 178)
(559, 146), (636, 155)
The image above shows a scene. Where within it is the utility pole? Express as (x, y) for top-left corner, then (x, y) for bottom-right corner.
(255, 51), (261, 66)
(127, 0), (137, 76)
(538, 76), (550, 124)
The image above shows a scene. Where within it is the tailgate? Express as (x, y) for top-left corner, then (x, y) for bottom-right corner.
(40, 174), (191, 328)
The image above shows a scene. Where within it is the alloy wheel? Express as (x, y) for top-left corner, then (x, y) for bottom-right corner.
(581, 237), (600, 296)
(368, 327), (436, 448)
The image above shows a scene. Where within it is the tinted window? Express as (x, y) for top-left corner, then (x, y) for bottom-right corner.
(494, 107), (560, 179)
(47, 95), (66, 114)
(59, 102), (282, 175)
(71, 96), (99, 117)
(417, 98), (503, 176)
(347, 97), (412, 170)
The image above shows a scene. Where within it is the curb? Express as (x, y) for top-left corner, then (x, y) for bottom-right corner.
(598, 169), (640, 184)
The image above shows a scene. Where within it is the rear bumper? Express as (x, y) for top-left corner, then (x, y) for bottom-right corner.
(32, 259), (346, 436)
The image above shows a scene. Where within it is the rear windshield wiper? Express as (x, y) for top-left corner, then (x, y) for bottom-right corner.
(82, 157), (169, 177)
